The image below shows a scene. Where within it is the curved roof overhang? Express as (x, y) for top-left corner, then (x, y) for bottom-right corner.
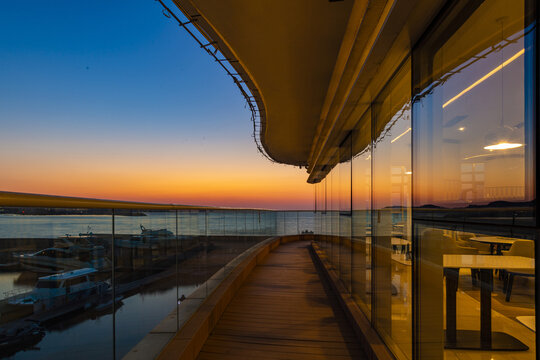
(172, 0), (447, 181)
(172, 0), (354, 166)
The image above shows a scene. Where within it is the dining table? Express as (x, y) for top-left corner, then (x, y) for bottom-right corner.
(443, 254), (534, 350)
(469, 236), (518, 255)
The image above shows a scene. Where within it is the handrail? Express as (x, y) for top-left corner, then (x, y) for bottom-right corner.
(0, 191), (271, 211)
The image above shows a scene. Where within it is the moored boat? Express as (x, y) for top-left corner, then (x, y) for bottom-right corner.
(8, 268), (109, 314)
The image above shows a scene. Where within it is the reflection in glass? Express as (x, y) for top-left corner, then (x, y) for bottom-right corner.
(352, 110), (372, 318)
(339, 137), (352, 291)
(413, 0), (536, 358)
(331, 160), (340, 269)
(0, 207), (114, 359)
(372, 60), (412, 360)
(0, 206), (283, 359)
(416, 223), (536, 358)
(413, 0), (535, 226)
(114, 210), (178, 357)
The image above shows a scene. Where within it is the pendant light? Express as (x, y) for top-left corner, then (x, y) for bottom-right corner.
(483, 17), (523, 151)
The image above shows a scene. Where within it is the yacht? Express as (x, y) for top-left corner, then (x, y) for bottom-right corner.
(139, 225), (173, 241)
(8, 268), (108, 313)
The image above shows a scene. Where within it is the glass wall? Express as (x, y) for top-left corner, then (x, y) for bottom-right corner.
(313, 1), (536, 359)
(352, 110), (372, 318)
(372, 60), (412, 360)
(0, 207), (284, 359)
(413, 0), (535, 226)
(339, 137), (353, 292)
(0, 208), (114, 359)
(413, 0), (536, 358)
(331, 158), (340, 271)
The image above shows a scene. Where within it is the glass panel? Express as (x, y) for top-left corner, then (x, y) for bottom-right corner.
(0, 207), (114, 359)
(282, 211), (299, 235)
(114, 209), (181, 358)
(372, 60), (412, 360)
(352, 110), (372, 318)
(315, 183), (322, 236)
(322, 179), (328, 249)
(415, 222), (536, 358)
(300, 210), (315, 235)
(339, 137), (352, 291)
(318, 179), (329, 251)
(413, 0), (536, 358)
(413, 0), (535, 226)
(331, 158), (341, 272)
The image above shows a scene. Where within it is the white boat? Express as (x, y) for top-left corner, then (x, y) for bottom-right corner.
(139, 225), (173, 240)
(15, 246), (110, 273)
(8, 268), (108, 313)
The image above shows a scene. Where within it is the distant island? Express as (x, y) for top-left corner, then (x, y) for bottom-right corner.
(382, 200), (535, 210)
(0, 208), (147, 216)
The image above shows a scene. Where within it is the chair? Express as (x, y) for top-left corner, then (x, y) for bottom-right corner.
(455, 232), (492, 284)
(457, 232), (490, 254)
(421, 229), (478, 254)
(421, 229), (478, 287)
(443, 233), (478, 255)
(502, 240), (535, 302)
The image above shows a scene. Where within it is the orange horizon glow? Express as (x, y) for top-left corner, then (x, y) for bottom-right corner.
(0, 150), (315, 210)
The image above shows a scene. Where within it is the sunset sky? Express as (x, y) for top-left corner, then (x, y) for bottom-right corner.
(0, 0), (314, 209)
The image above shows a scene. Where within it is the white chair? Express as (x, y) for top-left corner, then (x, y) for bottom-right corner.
(502, 240), (535, 302)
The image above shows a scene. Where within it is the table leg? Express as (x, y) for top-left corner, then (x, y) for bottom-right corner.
(445, 268), (459, 345)
(479, 269), (493, 349)
(444, 267), (528, 351)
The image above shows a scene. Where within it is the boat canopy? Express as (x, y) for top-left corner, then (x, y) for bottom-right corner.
(38, 268), (97, 281)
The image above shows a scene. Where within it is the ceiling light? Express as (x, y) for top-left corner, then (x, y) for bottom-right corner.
(391, 128), (411, 143)
(483, 142), (523, 150)
(483, 19), (524, 152)
(442, 49), (524, 109)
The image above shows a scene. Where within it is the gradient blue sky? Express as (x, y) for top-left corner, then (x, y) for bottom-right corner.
(0, 0), (314, 209)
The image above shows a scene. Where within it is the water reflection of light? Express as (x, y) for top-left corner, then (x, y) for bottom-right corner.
(483, 142), (523, 150)
(442, 48), (525, 109)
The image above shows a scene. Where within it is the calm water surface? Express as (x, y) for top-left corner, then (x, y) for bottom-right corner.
(6, 284), (196, 359)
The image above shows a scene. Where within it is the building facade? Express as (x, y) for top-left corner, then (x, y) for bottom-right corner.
(312, 1), (538, 358)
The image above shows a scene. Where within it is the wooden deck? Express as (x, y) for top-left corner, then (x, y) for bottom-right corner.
(196, 240), (366, 360)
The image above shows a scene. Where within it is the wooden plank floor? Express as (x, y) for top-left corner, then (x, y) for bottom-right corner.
(197, 241), (367, 359)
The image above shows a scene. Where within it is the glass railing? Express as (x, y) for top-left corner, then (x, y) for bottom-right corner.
(0, 192), (314, 359)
